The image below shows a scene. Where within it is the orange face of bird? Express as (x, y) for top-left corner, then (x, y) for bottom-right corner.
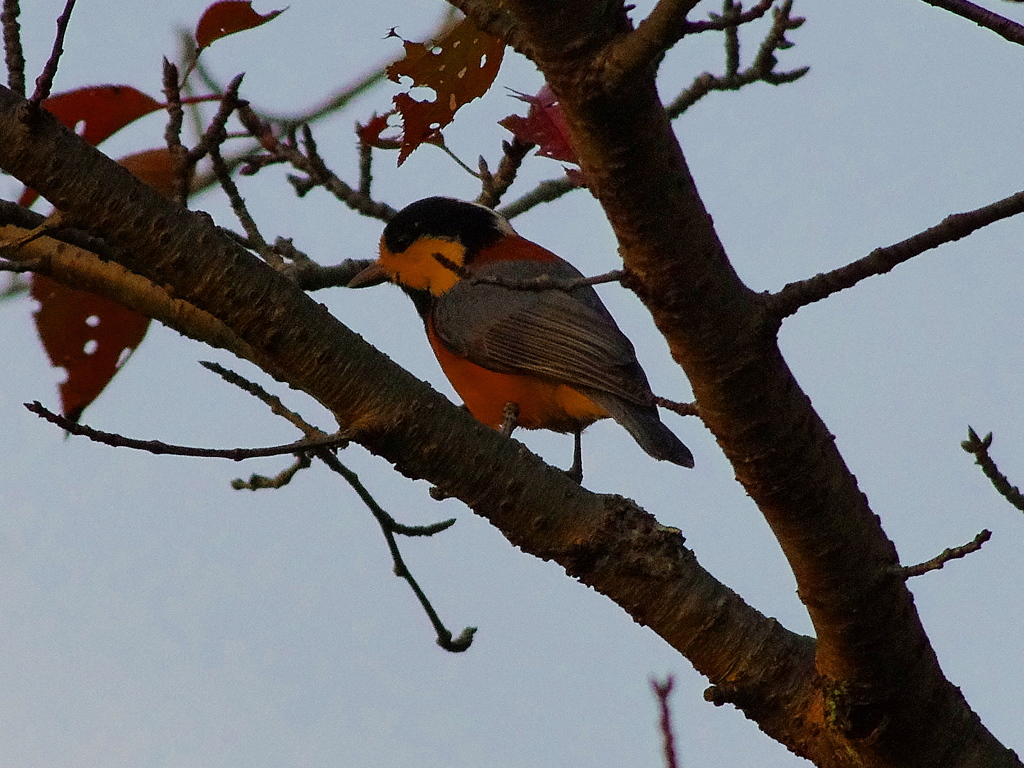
(375, 234), (467, 296)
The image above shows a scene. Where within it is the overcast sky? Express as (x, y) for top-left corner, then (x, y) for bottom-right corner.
(3, 1), (1023, 766)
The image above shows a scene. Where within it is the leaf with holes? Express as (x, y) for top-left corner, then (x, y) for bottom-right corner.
(387, 18), (504, 164)
(195, 1), (285, 50)
(31, 274), (150, 422)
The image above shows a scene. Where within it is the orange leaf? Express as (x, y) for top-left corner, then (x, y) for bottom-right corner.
(116, 148), (185, 199)
(195, 1), (285, 50)
(31, 274), (150, 422)
(387, 18), (504, 164)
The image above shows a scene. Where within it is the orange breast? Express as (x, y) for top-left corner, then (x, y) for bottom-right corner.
(426, 324), (608, 433)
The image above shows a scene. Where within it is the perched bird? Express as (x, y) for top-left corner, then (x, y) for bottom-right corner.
(349, 196), (693, 481)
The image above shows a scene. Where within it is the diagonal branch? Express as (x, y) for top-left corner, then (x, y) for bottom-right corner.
(919, 0), (1024, 47)
(769, 187), (1024, 319)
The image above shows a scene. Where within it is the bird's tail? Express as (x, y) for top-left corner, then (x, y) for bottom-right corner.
(585, 391), (694, 468)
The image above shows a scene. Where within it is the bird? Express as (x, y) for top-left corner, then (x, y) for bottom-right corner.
(348, 196), (694, 482)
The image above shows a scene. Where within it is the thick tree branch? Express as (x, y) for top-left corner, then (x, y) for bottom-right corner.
(769, 187), (1024, 319)
(445, 3), (1017, 766)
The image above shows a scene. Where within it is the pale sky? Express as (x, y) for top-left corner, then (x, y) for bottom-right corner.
(3, 1), (1023, 766)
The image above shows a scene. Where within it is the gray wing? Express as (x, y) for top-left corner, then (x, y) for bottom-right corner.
(432, 259), (654, 406)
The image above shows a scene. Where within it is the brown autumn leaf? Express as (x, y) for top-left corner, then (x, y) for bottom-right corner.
(31, 273), (151, 423)
(387, 18), (505, 164)
(28, 148), (189, 420)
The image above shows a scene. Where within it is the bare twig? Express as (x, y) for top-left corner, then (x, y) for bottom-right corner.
(199, 360), (321, 436)
(769, 187), (1024, 319)
(962, 427), (1024, 513)
(666, 0), (807, 118)
(900, 529), (993, 578)
(0, 257), (37, 272)
(498, 176), (582, 220)
(200, 360), (472, 650)
(477, 137), (533, 208)
(315, 447), (474, 652)
(919, 0), (1024, 47)
(25, 400), (349, 459)
(236, 106), (396, 221)
(289, 258), (375, 291)
(2, 0), (26, 96)
(162, 59), (189, 205)
(210, 144), (279, 267)
(651, 676), (680, 768)
(233, 453), (312, 490)
(186, 73), (245, 165)
(432, 251), (624, 292)
(28, 0), (75, 105)
(683, 0), (774, 33)
(655, 396), (699, 418)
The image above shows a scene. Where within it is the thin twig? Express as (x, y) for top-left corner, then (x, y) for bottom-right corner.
(498, 176), (581, 220)
(432, 251), (624, 292)
(2, 0), (26, 96)
(162, 59), (189, 205)
(683, 0), (774, 33)
(288, 258), (375, 291)
(651, 676), (680, 768)
(358, 132), (374, 196)
(900, 529), (992, 578)
(962, 427), (1024, 513)
(210, 144), (279, 267)
(199, 360), (321, 436)
(919, 0), (1024, 47)
(315, 448), (474, 652)
(233, 454), (312, 490)
(0, 257), (38, 272)
(186, 73), (245, 165)
(28, 0), (75, 105)
(200, 360), (474, 651)
(655, 396), (699, 418)
(768, 187), (1024, 319)
(236, 105), (395, 221)
(24, 400), (349, 460)
(477, 137), (533, 208)
(666, 0), (807, 118)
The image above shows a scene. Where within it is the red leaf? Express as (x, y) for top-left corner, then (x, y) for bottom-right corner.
(31, 274), (150, 422)
(195, 1), (285, 50)
(41, 85), (162, 146)
(386, 18), (505, 164)
(499, 85), (578, 164)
